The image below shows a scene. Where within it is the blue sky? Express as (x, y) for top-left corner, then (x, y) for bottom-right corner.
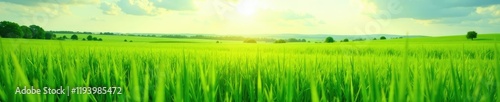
(0, 0), (499, 36)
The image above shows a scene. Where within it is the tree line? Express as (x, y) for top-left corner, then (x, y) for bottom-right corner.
(324, 36), (389, 43)
(0, 20), (104, 41)
(48, 31), (93, 34)
(243, 38), (308, 43)
(0, 21), (55, 39)
(47, 31), (118, 35)
(75, 34), (103, 41)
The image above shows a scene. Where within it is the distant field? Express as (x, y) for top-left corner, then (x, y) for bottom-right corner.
(1, 34), (499, 101)
(388, 34), (500, 43)
(55, 33), (500, 44)
(55, 33), (242, 43)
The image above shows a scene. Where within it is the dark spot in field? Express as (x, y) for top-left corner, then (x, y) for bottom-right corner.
(149, 41), (198, 43)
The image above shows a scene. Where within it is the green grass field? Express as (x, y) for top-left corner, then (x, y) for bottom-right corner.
(1, 34), (499, 102)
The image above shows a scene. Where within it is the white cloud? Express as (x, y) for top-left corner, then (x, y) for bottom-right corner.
(0, 0), (100, 5)
(444, 4), (500, 25)
(367, 0), (500, 20)
(151, 0), (195, 11)
(101, 2), (122, 15)
(476, 5), (500, 17)
(102, 0), (196, 16)
(116, 0), (158, 15)
(257, 10), (324, 27)
(0, 2), (71, 25)
(0, 0), (93, 23)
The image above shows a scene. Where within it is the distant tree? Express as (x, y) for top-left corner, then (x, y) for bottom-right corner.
(324, 37), (335, 43)
(20, 25), (32, 38)
(466, 31), (478, 40)
(301, 39), (306, 42)
(373, 38), (377, 40)
(0, 21), (23, 38)
(129, 40), (133, 42)
(380, 36), (387, 40)
(352, 38), (365, 41)
(57, 37), (64, 40)
(216, 41), (220, 43)
(71, 34), (78, 40)
(83, 38), (86, 41)
(98, 38), (103, 41)
(287, 38), (302, 42)
(124, 39), (127, 42)
(243, 39), (257, 43)
(45, 32), (55, 39)
(275, 39), (286, 43)
(92, 37), (98, 41)
(342, 38), (349, 42)
(87, 35), (93, 41)
(29, 25), (45, 39)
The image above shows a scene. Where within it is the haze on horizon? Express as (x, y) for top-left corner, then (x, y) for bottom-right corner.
(0, 0), (499, 36)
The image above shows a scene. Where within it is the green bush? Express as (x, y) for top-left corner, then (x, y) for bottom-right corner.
(275, 39), (286, 43)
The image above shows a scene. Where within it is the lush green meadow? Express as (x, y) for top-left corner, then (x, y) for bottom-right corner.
(1, 34), (499, 102)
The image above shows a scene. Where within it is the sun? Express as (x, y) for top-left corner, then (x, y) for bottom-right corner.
(236, 0), (258, 16)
